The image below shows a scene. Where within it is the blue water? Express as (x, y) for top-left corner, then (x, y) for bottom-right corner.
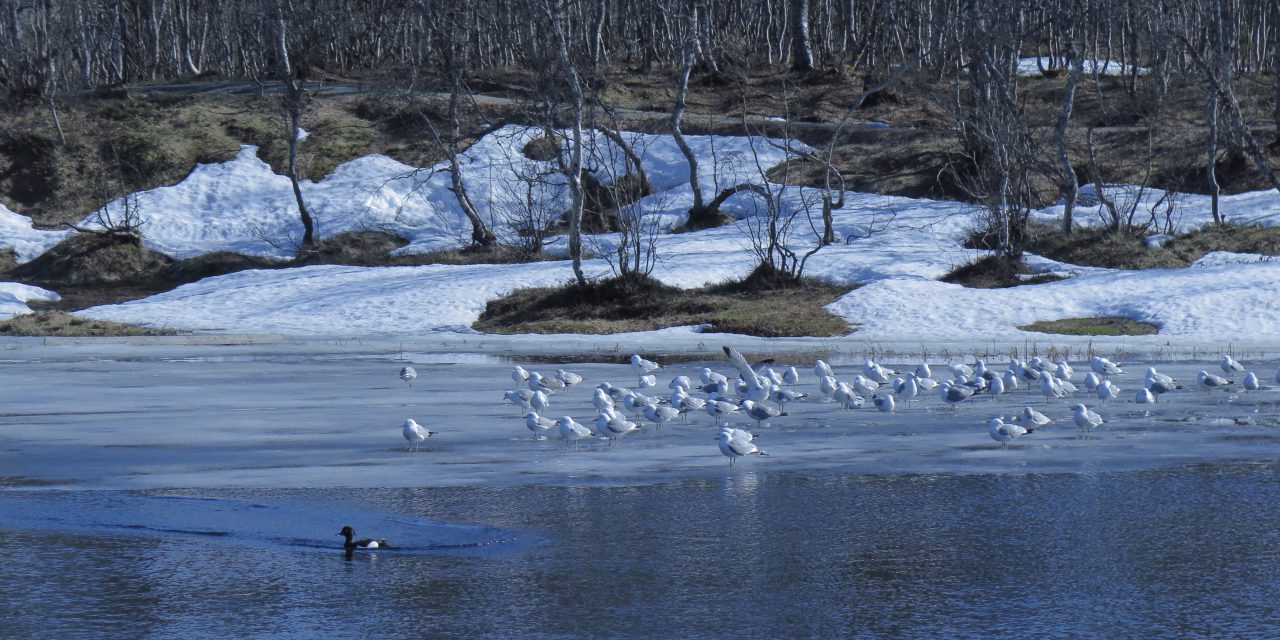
(4, 464), (1280, 639)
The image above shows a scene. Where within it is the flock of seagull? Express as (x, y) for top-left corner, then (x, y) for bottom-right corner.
(395, 348), (1277, 466)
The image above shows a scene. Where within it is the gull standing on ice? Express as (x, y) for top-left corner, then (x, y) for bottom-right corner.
(555, 369), (584, 387)
(643, 403), (681, 429)
(1135, 388), (1156, 404)
(597, 412), (640, 443)
(525, 411), (557, 439)
(631, 354), (662, 383)
(989, 417), (1031, 449)
(1244, 372), (1261, 392)
(1197, 370), (1232, 392)
(833, 383), (864, 410)
(1018, 407), (1053, 428)
(872, 393), (895, 413)
(1221, 354), (1246, 377)
(504, 389), (535, 412)
(741, 400), (785, 428)
(1071, 404), (1104, 438)
(399, 366), (417, 388)
(402, 418), (436, 451)
(940, 380), (980, 408)
(814, 359), (835, 379)
(705, 397), (742, 425)
(557, 416), (594, 444)
(1096, 379), (1121, 403)
(717, 428), (766, 466)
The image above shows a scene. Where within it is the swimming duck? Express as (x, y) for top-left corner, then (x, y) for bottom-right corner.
(339, 526), (391, 550)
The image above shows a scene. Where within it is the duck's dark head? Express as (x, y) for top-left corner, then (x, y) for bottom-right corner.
(338, 526), (354, 539)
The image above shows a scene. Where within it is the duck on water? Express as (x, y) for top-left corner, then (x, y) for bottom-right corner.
(339, 526), (391, 551)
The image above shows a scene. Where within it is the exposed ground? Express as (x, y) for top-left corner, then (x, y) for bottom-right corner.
(473, 269), (855, 338)
(5, 67), (1280, 336)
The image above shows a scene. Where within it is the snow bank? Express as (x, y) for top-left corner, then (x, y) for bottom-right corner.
(0, 203), (71, 264)
(78, 126), (798, 260)
(0, 281), (60, 320)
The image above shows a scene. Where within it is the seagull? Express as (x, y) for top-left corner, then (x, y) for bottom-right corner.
(557, 416), (594, 444)
(1040, 375), (1068, 402)
(1001, 369), (1019, 391)
(1145, 379), (1178, 397)
(631, 354), (662, 382)
(989, 417), (1031, 449)
(402, 418), (436, 451)
(1071, 404), (1104, 438)
(1055, 360), (1075, 381)
(525, 411), (557, 439)
(597, 412), (640, 443)
(896, 373), (920, 403)
(724, 345), (771, 402)
(818, 375), (839, 399)
(1244, 372), (1261, 391)
(1090, 356), (1123, 377)
(949, 362), (974, 378)
(668, 375), (693, 392)
(643, 403), (681, 429)
(863, 359), (895, 384)
(701, 368), (729, 386)
(940, 380), (981, 408)
(530, 390), (551, 412)
(511, 365), (531, 384)
(717, 427), (766, 466)
(916, 362), (933, 379)
(555, 369), (584, 386)
(741, 400), (784, 428)
(1082, 372), (1101, 391)
(1096, 379), (1121, 403)
(852, 374), (879, 397)
(1221, 354), (1246, 377)
(1135, 388), (1156, 404)
(814, 359), (835, 379)
(705, 397), (742, 426)
(1018, 407), (1053, 428)
(872, 393), (895, 413)
(399, 366), (417, 388)
(987, 374), (1006, 398)
(503, 388), (535, 411)
(638, 374), (658, 389)
(673, 390), (707, 417)
(833, 383), (864, 410)
(1145, 367), (1176, 386)
(592, 388), (616, 411)
(770, 387), (808, 409)
(529, 371), (566, 393)
(1197, 370), (1232, 392)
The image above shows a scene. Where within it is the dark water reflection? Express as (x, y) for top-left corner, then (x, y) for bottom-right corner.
(4, 464), (1280, 639)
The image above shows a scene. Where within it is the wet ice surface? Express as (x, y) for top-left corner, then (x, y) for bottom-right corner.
(4, 343), (1280, 638)
(2, 345), (1278, 489)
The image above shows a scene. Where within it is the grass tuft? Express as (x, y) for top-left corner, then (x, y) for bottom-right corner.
(474, 268), (856, 337)
(941, 254), (1065, 288)
(1020, 316), (1159, 336)
(0, 311), (179, 337)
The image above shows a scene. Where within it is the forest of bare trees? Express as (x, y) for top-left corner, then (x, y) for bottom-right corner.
(2, 0), (1276, 95)
(4, 0), (1280, 261)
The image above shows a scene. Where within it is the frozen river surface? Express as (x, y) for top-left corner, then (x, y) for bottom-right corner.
(3, 342), (1280, 638)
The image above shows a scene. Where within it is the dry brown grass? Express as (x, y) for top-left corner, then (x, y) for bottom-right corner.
(474, 269), (856, 338)
(0, 310), (179, 336)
